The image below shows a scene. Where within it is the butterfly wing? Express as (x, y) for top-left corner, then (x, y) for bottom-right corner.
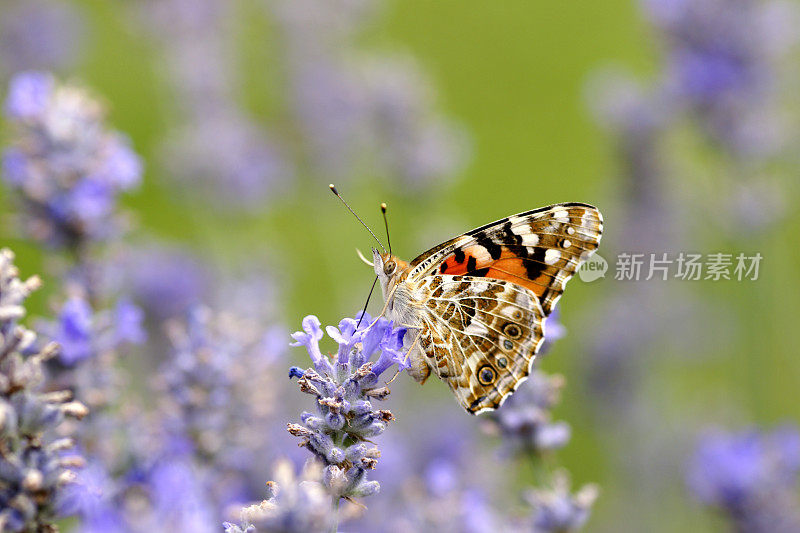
(408, 203), (603, 316)
(415, 275), (545, 414)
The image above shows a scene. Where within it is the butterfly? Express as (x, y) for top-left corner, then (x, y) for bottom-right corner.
(371, 203), (603, 415)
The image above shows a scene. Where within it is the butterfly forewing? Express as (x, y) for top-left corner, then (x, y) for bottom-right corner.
(408, 203), (602, 316)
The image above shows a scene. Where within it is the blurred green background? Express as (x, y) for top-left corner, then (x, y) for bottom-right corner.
(2, 1), (799, 531)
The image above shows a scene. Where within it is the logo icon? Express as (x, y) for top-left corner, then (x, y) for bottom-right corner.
(578, 253), (608, 282)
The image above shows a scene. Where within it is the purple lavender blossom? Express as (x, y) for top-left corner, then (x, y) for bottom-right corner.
(291, 315), (330, 374)
(0, 0), (85, 78)
(145, 454), (218, 532)
(687, 426), (800, 530)
(385, 482), (508, 533)
(1, 72), (142, 248)
(287, 312), (407, 519)
(0, 248), (88, 531)
(139, 0), (235, 114)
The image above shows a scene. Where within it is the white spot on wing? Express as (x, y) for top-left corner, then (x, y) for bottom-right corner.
(521, 233), (539, 247)
(470, 280), (489, 293)
(544, 249), (561, 265)
(553, 210), (569, 222)
(498, 305), (514, 318)
(465, 320), (489, 337)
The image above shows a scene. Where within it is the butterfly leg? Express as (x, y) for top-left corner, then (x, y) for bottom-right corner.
(368, 285), (398, 329)
(386, 329), (423, 385)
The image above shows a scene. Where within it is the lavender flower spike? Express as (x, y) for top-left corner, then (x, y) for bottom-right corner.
(0, 248), (88, 531)
(288, 313), (407, 513)
(223, 460), (334, 533)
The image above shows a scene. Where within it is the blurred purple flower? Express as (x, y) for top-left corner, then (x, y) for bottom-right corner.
(223, 460), (334, 533)
(540, 309), (567, 355)
(55, 297), (94, 365)
(483, 371), (571, 457)
(272, 0), (468, 190)
(147, 456), (217, 532)
(524, 471), (599, 532)
(360, 56), (468, 189)
(59, 459), (119, 525)
(160, 306), (286, 475)
(0, 0), (85, 77)
(94, 139), (142, 189)
(424, 458), (459, 497)
(2, 148), (28, 186)
(688, 426), (800, 529)
(140, 0), (233, 112)
(1, 72), (142, 248)
(461, 489), (503, 533)
(641, 0), (800, 157)
(113, 300), (146, 344)
(140, 0), (293, 209)
(66, 451), (218, 532)
(125, 245), (209, 320)
(48, 296), (145, 366)
(160, 114), (292, 208)
(3, 71), (54, 119)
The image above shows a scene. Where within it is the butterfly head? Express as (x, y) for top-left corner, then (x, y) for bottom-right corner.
(372, 249), (408, 297)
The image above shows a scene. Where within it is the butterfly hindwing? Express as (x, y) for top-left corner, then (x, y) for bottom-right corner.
(408, 203), (603, 316)
(415, 275), (546, 414)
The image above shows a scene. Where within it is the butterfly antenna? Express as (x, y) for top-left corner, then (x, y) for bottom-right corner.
(356, 275), (379, 328)
(381, 203), (392, 256)
(330, 184), (386, 253)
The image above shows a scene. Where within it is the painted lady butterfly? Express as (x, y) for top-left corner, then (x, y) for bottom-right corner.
(372, 203), (603, 414)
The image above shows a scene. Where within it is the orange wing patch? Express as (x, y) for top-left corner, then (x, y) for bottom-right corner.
(438, 246), (550, 299)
